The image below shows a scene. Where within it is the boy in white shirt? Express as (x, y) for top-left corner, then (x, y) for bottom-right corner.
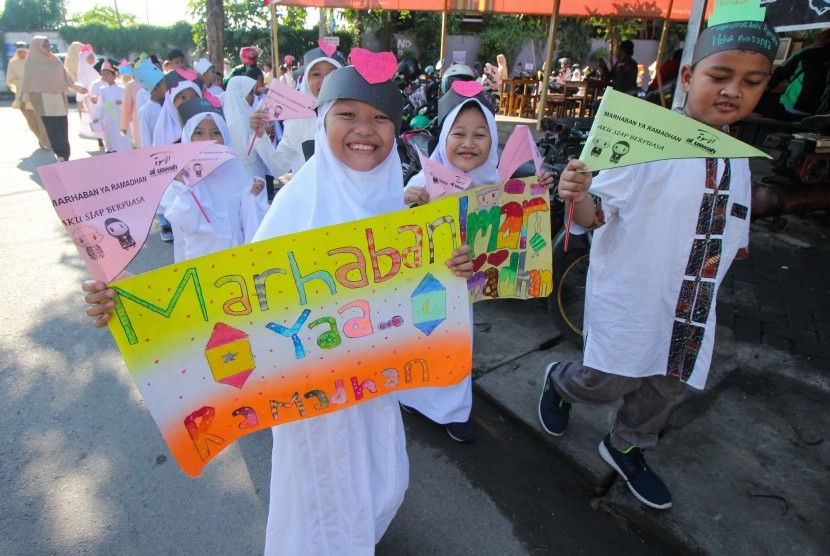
(539, 14), (779, 510)
(92, 62), (132, 152)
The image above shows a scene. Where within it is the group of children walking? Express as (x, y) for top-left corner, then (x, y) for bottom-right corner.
(79, 10), (779, 553)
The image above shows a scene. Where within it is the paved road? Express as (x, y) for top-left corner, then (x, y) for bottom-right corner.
(0, 102), (666, 555)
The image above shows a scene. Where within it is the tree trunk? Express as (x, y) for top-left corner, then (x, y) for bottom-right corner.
(205, 0), (224, 76)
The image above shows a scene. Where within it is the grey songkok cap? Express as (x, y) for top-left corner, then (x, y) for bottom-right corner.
(691, 20), (779, 66)
(315, 66), (404, 135)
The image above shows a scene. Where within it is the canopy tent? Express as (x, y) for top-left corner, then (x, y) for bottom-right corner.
(268, 0), (828, 123)
(269, 0), (704, 20)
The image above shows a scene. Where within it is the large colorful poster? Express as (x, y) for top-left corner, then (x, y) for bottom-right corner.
(107, 198), (471, 476)
(457, 177), (553, 302)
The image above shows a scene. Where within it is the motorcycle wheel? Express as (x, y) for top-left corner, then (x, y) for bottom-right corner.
(548, 247), (589, 346)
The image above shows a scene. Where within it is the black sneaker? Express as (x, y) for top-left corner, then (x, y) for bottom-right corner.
(538, 362), (571, 436)
(445, 420), (475, 443)
(160, 226), (174, 242)
(598, 434), (672, 510)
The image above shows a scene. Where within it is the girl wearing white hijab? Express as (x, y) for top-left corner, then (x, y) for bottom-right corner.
(19, 36), (88, 161)
(248, 46), (342, 179)
(400, 86), (553, 443)
(153, 77), (202, 241)
(63, 41), (82, 83)
(83, 60), (473, 556)
(406, 97), (500, 191)
(152, 78), (201, 146)
(254, 64), (473, 555)
(223, 75), (283, 180)
(75, 44), (104, 142)
(165, 98), (268, 262)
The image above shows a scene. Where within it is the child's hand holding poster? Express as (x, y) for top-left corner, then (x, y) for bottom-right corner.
(38, 143), (237, 283)
(454, 177), (553, 302)
(257, 79), (316, 121)
(45, 161), (553, 477)
(579, 88), (770, 172)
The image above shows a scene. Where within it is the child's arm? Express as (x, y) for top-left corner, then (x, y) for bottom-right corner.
(445, 245), (474, 279)
(558, 160), (599, 228)
(81, 272), (134, 328)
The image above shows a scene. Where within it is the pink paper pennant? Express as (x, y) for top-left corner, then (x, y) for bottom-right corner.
(350, 48), (397, 84)
(497, 125), (543, 181)
(317, 38), (337, 58)
(418, 151), (473, 199)
(38, 143), (237, 283)
(257, 79), (317, 121)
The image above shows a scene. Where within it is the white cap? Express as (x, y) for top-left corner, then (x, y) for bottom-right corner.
(194, 57), (214, 75)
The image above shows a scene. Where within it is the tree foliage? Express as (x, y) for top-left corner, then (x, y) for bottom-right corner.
(478, 14), (548, 68)
(395, 10), (454, 64)
(187, 0), (320, 64)
(66, 5), (138, 27)
(59, 22), (194, 59)
(555, 17), (592, 65)
(1, 0), (66, 31)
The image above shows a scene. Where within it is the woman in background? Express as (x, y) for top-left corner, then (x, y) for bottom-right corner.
(6, 42), (51, 150)
(19, 36), (87, 161)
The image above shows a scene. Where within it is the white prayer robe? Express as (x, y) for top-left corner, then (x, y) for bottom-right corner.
(76, 55), (103, 139)
(254, 100), (408, 556)
(250, 55), (342, 178)
(163, 112), (268, 262)
(397, 98), (500, 424)
(224, 75), (282, 180)
(577, 158), (751, 390)
(92, 82), (132, 152)
(137, 100), (161, 149)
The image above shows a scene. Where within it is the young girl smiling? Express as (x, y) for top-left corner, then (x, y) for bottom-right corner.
(401, 83), (553, 442)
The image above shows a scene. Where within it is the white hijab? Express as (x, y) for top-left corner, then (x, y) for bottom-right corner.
(180, 110), (235, 151)
(408, 98), (500, 189)
(77, 50), (100, 89)
(254, 100), (405, 240)
(279, 56), (346, 171)
(152, 80), (201, 146)
(168, 112), (256, 261)
(223, 75), (257, 162)
(299, 56), (342, 98)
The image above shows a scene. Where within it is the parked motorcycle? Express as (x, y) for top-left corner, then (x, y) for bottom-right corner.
(752, 114), (830, 229)
(395, 58), (440, 133)
(537, 117), (593, 345)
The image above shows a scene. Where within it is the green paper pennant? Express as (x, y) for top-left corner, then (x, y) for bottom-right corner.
(579, 88), (770, 172)
(708, 0), (766, 26)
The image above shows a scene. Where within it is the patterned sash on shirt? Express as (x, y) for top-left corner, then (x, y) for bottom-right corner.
(667, 158), (731, 382)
